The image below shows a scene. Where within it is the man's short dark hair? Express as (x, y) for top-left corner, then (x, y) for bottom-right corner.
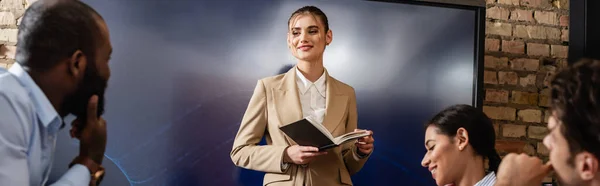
(551, 58), (600, 164)
(16, 0), (103, 70)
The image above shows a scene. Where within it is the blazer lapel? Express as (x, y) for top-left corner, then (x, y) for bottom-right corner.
(322, 70), (348, 134)
(274, 68), (349, 140)
(274, 67), (303, 145)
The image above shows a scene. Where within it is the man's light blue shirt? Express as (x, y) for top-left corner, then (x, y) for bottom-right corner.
(0, 63), (90, 185)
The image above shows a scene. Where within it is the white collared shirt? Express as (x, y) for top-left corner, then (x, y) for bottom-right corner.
(474, 172), (496, 186)
(0, 63), (91, 185)
(295, 67), (327, 125)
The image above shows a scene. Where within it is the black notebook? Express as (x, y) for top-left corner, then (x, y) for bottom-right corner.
(279, 117), (370, 151)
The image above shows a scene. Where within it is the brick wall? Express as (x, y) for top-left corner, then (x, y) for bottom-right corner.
(485, 0), (569, 182)
(0, 0), (34, 69)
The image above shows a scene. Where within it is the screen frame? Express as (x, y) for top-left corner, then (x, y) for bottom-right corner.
(569, 0), (600, 64)
(367, 0), (486, 109)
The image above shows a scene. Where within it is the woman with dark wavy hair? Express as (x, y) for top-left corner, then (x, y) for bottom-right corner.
(421, 104), (500, 186)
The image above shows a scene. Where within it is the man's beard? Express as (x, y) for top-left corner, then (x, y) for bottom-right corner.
(64, 64), (107, 124)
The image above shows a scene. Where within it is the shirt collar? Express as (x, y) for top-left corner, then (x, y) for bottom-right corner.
(474, 172), (496, 186)
(8, 63), (62, 130)
(295, 67), (326, 97)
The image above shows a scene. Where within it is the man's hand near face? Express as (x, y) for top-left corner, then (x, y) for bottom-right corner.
(70, 95), (107, 165)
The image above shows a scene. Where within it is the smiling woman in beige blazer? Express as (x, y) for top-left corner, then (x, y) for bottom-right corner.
(230, 6), (375, 186)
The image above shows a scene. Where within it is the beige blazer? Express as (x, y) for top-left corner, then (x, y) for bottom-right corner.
(230, 67), (370, 186)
